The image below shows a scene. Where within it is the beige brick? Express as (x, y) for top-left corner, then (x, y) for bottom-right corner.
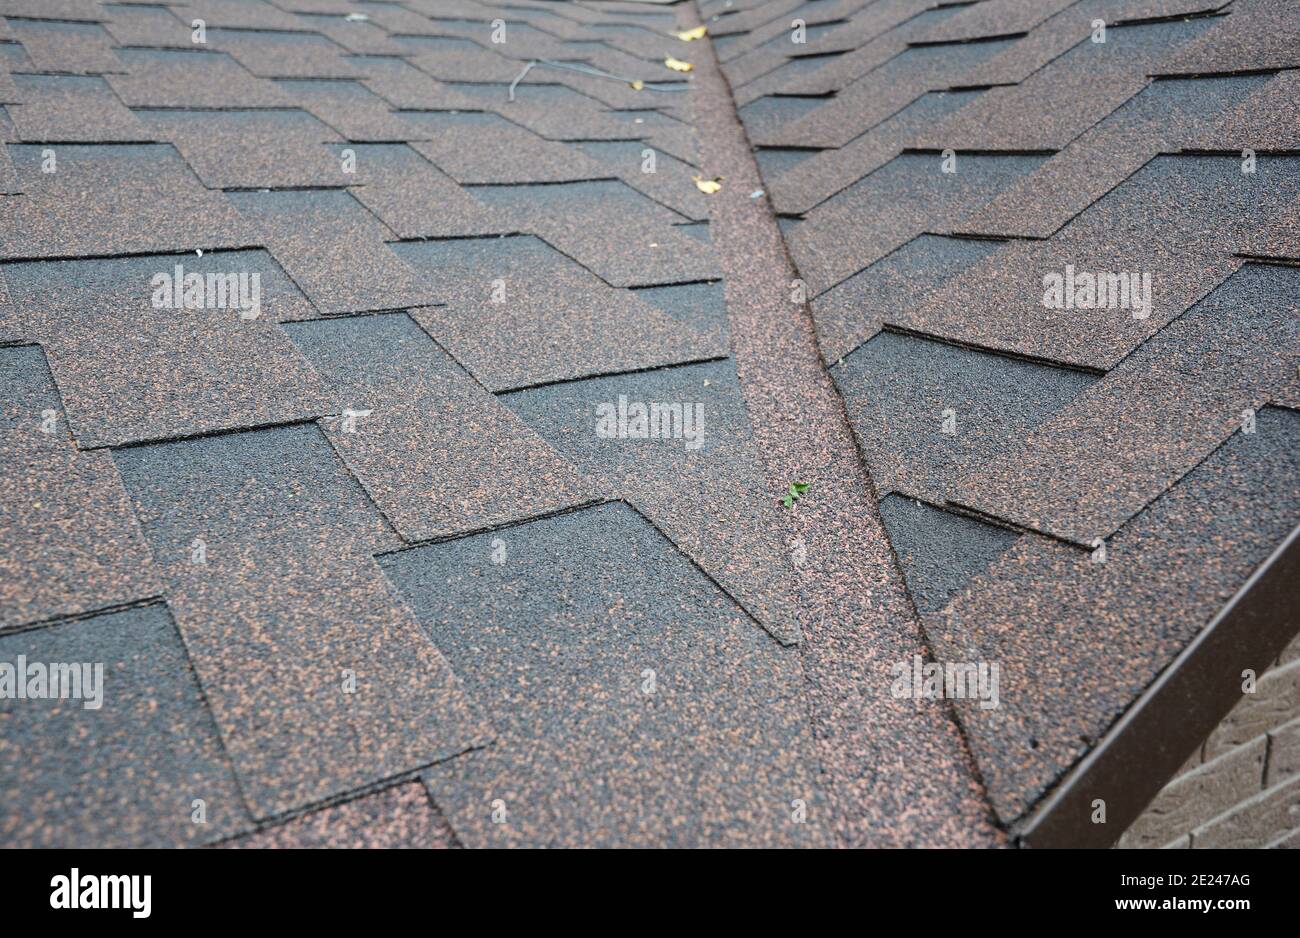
(1120, 737), (1266, 848)
(1205, 660), (1300, 760)
(1193, 775), (1300, 849)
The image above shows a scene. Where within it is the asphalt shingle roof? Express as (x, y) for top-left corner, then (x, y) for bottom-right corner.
(0, 0), (1296, 848)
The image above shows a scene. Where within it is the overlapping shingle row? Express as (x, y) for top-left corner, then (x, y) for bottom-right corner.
(737, 0), (1299, 828)
(1, 0), (1296, 849)
(0, 0), (813, 848)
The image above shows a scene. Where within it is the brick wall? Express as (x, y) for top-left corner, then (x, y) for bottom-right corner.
(1117, 633), (1300, 848)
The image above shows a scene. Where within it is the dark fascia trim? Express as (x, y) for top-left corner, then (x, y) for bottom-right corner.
(1017, 520), (1300, 849)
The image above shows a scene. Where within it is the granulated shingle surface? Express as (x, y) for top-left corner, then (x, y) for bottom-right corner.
(878, 494), (1019, 617)
(401, 45), (526, 83)
(452, 81), (650, 142)
(1157, 0), (1299, 74)
(396, 234), (725, 390)
(2, 0), (1296, 850)
(0, 604), (251, 847)
(228, 188), (438, 314)
(0, 0), (104, 23)
(106, 48), (294, 109)
(915, 19), (1216, 153)
(768, 89), (978, 216)
(574, 46), (691, 94)
(10, 19), (123, 75)
(384, 502), (830, 847)
(728, 0), (1297, 839)
(7, 74), (148, 143)
(138, 109), (350, 191)
(3, 255), (335, 448)
(212, 29), (362, 80)
(617, 110), (700, 166)
(297, 15), (409, 56)
(950, 263), (1300, 545)
(749, 0), (952, 100)
(352, 54), (481, 109)
(0, 144), (248, 259)
(575, 140), (710, 221)
(748, 38), (1018, 149)
(101, 5), (195, 50)
(343, 143), (504, 240)
(407, 111), (611, 184)
(284, 311), (592, 542)
(275, 78), (426, 142)
(811, 233), (1002, 364)
(501, 358), (801, 644)
(174, 0), (306, 32)
(0, 345), (159, 630)
(114, 424), (490, 820)
(717, 0), (860, 69)
(953, 0), (1235, 87)
(832, 330), (1097, 502)
(956, 75), (1272, 240)
(904, 155), (1299, 370)
(919, 0), (1076, 44)
(931, 407), (1300, 823)
(468, 179), (721, 286)
(687, 5), (1006, 848)
(788, 151), (1046, 295)
(1194, 68), (1300, 151)
(633, 280), (729, 346)
(222, 781), (458, 849)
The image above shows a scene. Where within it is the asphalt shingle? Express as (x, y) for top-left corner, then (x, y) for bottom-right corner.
(502, 358), (802, 644)
(383, 502), (829, 847)
(930, 406), (1300, 823)
(284, 311), (592, 542)
(878, 494), (1020, 617)
(0, 143), (248, 260)
(789, 152), (1046, 296)
(468, 179), (721, 287)
(950, 263), (1300, 545)
(3, 254), (335, 448)
(903, 155), (1299, 370)
(228, 188), (438, 315)
(832, 330), (1097, 502)
(223, 781), (457, 849)
(0, 345), (159, 630)
(7, 74), (148, 143)
(10, 19), (123, 75)
(343, 143), (504, 240)
(749, 38), (1017, 148)
(114, 424), (490, 820)
(1, 0), (1295, 852)
(138, 108), (350, 191)
(106, 48), (293, 109)
(395, 234), (725, 390)
(407, 110), (610, 184)
(0, 604), (251, 847)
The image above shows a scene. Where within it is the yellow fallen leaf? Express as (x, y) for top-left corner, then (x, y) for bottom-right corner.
(629, 79), (644, 90)
(674, 25), (708, 41)
(693, 175), (722, 194)
(664, 57), (694, 72)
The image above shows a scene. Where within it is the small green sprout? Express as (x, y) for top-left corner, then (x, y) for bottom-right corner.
(780, 481), (810, 508)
